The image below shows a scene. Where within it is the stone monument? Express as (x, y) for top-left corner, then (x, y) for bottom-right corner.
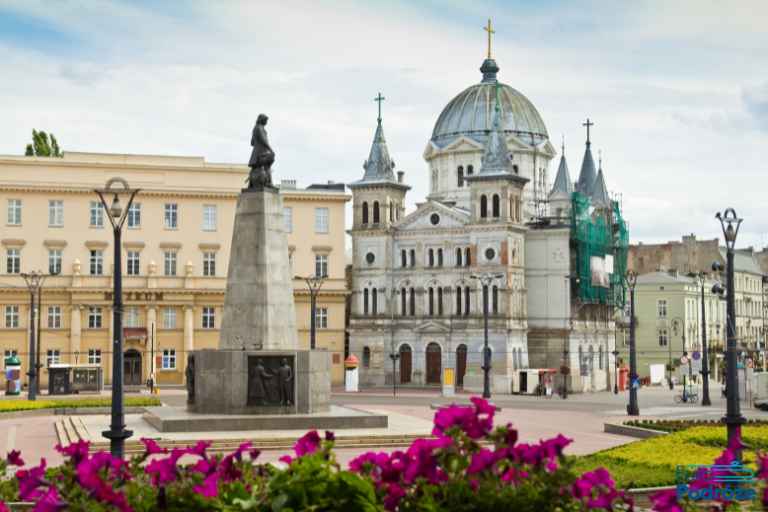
(186, 115), (330, 416)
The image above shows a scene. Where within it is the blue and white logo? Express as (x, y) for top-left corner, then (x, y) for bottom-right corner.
(675, 461), (756, 501)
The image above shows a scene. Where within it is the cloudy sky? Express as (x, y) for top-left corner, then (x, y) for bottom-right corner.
(1, 1), (766, 248)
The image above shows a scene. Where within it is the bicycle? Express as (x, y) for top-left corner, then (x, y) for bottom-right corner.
(674, 391), (699, 404)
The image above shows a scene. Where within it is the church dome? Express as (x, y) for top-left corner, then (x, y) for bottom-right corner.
(430, 58), (549, 148)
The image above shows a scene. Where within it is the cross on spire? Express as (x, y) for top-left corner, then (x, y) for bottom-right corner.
(484, 18), (495, 59)
(374, 92), (385, 124)
(561, 134), (565, 156)
(582, 118), (594, 146)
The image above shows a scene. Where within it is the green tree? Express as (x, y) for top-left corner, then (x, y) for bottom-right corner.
(24, 129), (62, 157)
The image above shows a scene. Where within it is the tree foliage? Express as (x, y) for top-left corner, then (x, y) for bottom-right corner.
(24, 129), (62, 157)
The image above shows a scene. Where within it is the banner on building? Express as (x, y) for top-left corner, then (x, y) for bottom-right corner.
(590, 256), (610, 288)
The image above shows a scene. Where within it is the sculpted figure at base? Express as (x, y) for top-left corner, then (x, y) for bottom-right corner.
(278, 358), (294, 406)
(248, 114), (275, 189)
(185, 355), (195, 404)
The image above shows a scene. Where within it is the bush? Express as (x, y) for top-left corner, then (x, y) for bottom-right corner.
(0, 396), (161, 413)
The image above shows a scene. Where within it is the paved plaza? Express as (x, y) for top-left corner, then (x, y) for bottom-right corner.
(0, 384), (763, 467)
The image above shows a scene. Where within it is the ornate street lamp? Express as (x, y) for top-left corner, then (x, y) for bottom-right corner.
(95, 177), (139, 459)
(624, 270), (639, 416)
(298, 275), (325, 350)
(470, 272), (504, 399)
(20, 271), (46, 400)
(716, 208), (746, 460)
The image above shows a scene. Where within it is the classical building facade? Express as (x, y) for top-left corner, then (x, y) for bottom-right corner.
(348, 45), (628, 393)
(0, 152), (349, 388)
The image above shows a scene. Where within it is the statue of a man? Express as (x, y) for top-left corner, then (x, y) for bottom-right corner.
(278, 358), (293, 406)
(250, 358), (273, 405)
(248, 114), (275, 188)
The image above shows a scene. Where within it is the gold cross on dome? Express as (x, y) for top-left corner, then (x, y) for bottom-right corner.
(484, 18), (495, 59)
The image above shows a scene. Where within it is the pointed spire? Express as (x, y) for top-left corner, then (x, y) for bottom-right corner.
(549, 140), (573, 200)
(356, 93), (397, 184)
(477, 82), (511, 175)
(590, 155), (611, 207)
(575, 118), (597, 194)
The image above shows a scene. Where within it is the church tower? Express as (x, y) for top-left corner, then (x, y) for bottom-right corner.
(548, 141), (573, 220)
(575, 118), (597, 195)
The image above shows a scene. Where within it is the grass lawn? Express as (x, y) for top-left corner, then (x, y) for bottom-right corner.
(574, 423), (767, 488)
(0, 396), (161, 413)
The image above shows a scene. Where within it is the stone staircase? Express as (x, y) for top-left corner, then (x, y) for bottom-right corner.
(54, 416), (427, 456)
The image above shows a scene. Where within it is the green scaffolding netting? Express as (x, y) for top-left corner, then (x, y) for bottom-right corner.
(570, 191), (629, 307)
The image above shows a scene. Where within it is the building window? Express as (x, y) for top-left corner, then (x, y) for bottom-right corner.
(48, 249), (62, 275)
(4, 305), (19, 328)
(389, 200), (394, 222)
(457, 165), (464, 187)
(314, 207), (329, 233)
(658, 328), (669, 346)
(428, 249), (434, 267)
(124, 307), (140, 328)
(164, 251), (177, 276)
(89, 201), (104, 228)
(409, 249), (415, 268)
(126, 251), (140, 276)
(127, 203), (141, 228)
(314, 254), (328, 278)
(162, 349), (176, 369)
(492, 194), (500, 217)
(599, 346), (604, 370)
(48, 200), (64, 227)
(89, 250), (104, 276)
(492, 285), (499, 314)
(164, 203), (178, 229)
(46, 349), (61, 366)
(467, 164), (474, 176)
(6, 249), (20, 274)
(362, 347), (370, 368)
(283, 207), (293, 233)
(202, 307), (215, 329)
(400, 249), (406, 268)
(163, 307), (176, 329)
(465, 247), (471, 267)
(438, 287), (444, 316)
(372, 202), (380, 224)
(456, 248), (462, 267)
(371, 289), (378, 315)
(409, 287), (415, 316)
(202, 204), (217, 231)
(88, 307), (102, 329)
(456, 286), (462, 315)
(464, 286), (470, 315)
(428, 288), (435, 316)
(7, 199), (21, 225)
(657, 299), (668, 319)
(47, 306), (61, 329)
(315, 307), (328, 329)
(88, 349), (101, 365)
(400, 288), (407, 316)
(202, 252), (216, 277)
(437, 248), (443, 267)
(480, 195), (488, 218)
(362, 202), (369, 225)
(363, 288), (369, 315)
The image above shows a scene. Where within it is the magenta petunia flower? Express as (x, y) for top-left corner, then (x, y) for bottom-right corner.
(188, 440), (212, 458)
(294, 430), (321, 457)
(16, 458), (47, 501)
(139, 438), (167, 457)
(193, 472), (220, 498)
(325, 430), (335, 442)
(279, 455), (293, 465)
(0, 500), (9, 512)
(31, 486), (66, 512)
(55, 440), (90, 465)
(6, 449), (24, 467)
(467, 448), (495, 475)
(649, 488), (683, 512)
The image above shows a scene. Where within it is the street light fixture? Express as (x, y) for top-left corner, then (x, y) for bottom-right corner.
(20, 271), (46, 400)
(470, 272), (504, 399)
(624, 270), (639, 416)
(689, 270), (712, 406)
(716, 207), (746, 460)
(298, 275), (325, 350)
(612, 348), (619, 394)
(95, 177), (139, 459)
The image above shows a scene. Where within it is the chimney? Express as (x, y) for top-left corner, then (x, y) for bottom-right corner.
(397, 171), (404, 183)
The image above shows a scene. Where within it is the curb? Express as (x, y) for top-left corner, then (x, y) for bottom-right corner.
(0, 406), (149, 420)
(603, 422), (668, 439)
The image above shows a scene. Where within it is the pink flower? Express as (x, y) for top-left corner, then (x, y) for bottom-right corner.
(0, 500), (9, 512)
(55, 440), (90, 465)
(279, 455), (293, 465)
(467, 448), (495, 474)
(193, 472), (220, 498)
(432, 397), (495, 439)
(139, 438), (167, 457)
(16, 458), (47, 501)
(188, 440), (212, 458)
(650, 488), (683, 512)
(325, 430), (335, 442)
(6, 449), (24, 467)
(31, 486), (66, 512)
(383, 483), (406, 511)
(294, 431), (321, 457)
(145, 449), (185, 486)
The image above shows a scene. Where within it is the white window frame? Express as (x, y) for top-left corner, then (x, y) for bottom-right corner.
(283, 207), (293, 233)
(88, 349), (101, 365)
(89, 250), (104, 276)
(89, 201), (104, 228)
(315, 307), (328, 329)
(202, 252), (216, 277)
(6, 248), (20, 274)
(314, 207), (329, 234)
(7, 199), (21, 225)
(659, 328), (669, 346)
(47, 306), (61, 329)
(202, 306), (215, 329)
(162, 349), (176, 369)
(164, 203), (178, 229)
(127, 251), (140, 276)
(164, 251), (177, 276)
(48, 249), (62, 275)
(162, 307), (176, 329)
(5, 305), (19, 328)
(48, 200), (64, 227)
(314, 254), (328, 278)
(202, 204), (217, 232)
(657, 299), (668, 319)
(124, 306), (141, 328)
(46, 349), (61, 366)
(88, 307), (102, 329)
(127, 203), (141, 228)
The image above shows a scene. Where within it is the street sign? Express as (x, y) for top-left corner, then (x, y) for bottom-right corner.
(692, 351), (701, 360)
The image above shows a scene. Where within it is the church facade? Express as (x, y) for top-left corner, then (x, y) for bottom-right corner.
(348, 44), (628, 394)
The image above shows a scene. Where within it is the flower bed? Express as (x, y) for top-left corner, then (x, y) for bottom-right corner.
(625, 418), (768, 433)
(0, 397), (160, 413)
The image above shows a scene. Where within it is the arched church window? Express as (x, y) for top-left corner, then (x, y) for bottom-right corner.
(363, 347), (371, 368)
(512, 164), (519, 174)
(438, 288), (444, 316)
(371, 288), (378, 315)
(464, 286), (471, 315)
(457, 166), (464, 188)
(492, 285), (499, 314)
(373, 201), (380, 224)
(400, 288), (407, 316)
(363, 288), (369, 315)
(409, 287), (416, 316)
(362, 202), (369, 225)
(467, 164), (474, 175)
(428, 249), (434, 267)
(409, 249), (415, 267)
(456, 248), (462, 267)
(599, 346), (604, 370)
(437, 249), (443, 267)
(389, 200), (394, 222)
(428, 288), (434, 316)
(401, 250), (407, 268)
(480, 195), (488, 218)
(456, 286), (462, 315)
(465, 247), (471, 267)
(492, 194), (500, 218)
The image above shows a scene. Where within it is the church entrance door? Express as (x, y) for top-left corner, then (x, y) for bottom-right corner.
(124, 349), (142, 386)
(426, 343), (442, 384)
(456, 344), (467, 388)
(399, 344), (412, 384)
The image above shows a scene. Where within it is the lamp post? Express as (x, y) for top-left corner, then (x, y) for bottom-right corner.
(95, 177), (139, 459)
(625, 270), (639, 416)
(470, 273), (504, 399)
(690, 271), (712, 406)
(299, 275), (325, 350)
(716, 208), (746, 460)
(612, 348), (619, 394)
(21, 271), (46, 400)
(670, 317), (684, 391)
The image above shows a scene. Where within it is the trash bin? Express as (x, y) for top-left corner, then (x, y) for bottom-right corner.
(4, 355), (21, 396)
(48, 365), (72, 395)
